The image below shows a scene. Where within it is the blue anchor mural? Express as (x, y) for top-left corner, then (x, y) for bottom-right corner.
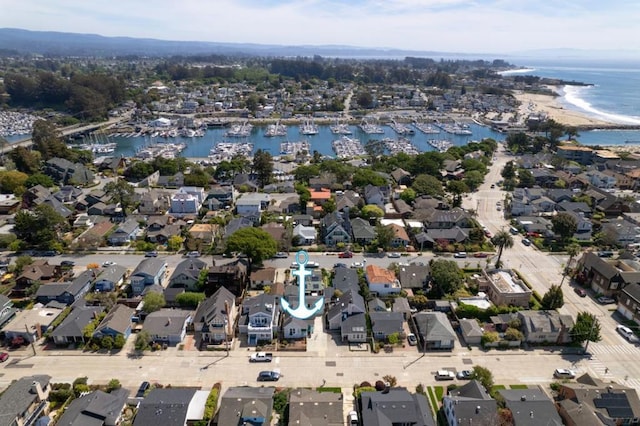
(281, 250), (324, 319)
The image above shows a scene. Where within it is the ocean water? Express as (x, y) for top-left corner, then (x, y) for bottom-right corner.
(504, 58), (640, 145)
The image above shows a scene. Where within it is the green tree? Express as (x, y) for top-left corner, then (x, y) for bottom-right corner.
(352, 169), (387, 188)
(501, 161), (516, 180)
(106, 379), (121, 392)
(411, 174), (444, 197)
(447, 180), (468, 207)
(101, 336), (114, 350)
(31, 119), (70, 161)
(322, 196), (336, 214)
(113, 334), (126, 349)
(252, 149), (273, 188)
(9, 146), (41, 174)
(491, 230), (514, 268)
(430, 259), (465, 296)
(361, 204), (384, 219)
(226, 227), (278, 271)
(167, 235), (184, 252)
(504, 327), (524, 341)
(399, 187), (416, 204)
(104, 178), (135, 217)
(0, 170), (28, 195)
(561, 243), (582, 287)
(470, 365), (494, 392)
(517, 169), (535, 188)
(176, 292), (206, 308)
(463, 170), (484, 192)
(124, 161), (155, 181)
(552, 213), (578, 245)
(13, 255), (33, 274)
(143, 292), (166, 313)
(13, 203), (67, 248)
(24, 172), (55, 188)
(571, 311), (602, 346)
(541, 285), (564, 310)
(135, 330), (152, 351)
(375, 224), (396, 250)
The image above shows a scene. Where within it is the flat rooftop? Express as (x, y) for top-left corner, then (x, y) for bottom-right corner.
(489, 270), (528, 294)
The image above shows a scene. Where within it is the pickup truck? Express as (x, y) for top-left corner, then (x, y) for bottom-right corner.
(249, 352), (273, 362)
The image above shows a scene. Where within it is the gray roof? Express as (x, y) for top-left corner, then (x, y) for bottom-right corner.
(217, 386), (275, 426)
(0, 375), (51, 426)
(414, 311), (456, 342)
(113, 218), (139, 235)
(193, 287), (235, 334)
(446, 381), (498, 425)
(56, 388), (130, 426)
(96, 264), (128, 284)
(327, 288), (365, 322)
(94, 304), (134, 336)
(331, 268), (359, 292)
(288, 388), (344, 426)
(142, 309), (191, 337)
(133, 388), (197, 426)
(350, 217), (376, 240)
(341, 312), (367, 334)
(369, 311), (404, 336)
(360, 388), (435, 426)
(50, 305), (104, 340)
(132, 258), (166, 277)
(169, 258), (207, 283)
(243, 293), (278, 317)
(498, 388), (563, 426)
(398, 265), (430, 289)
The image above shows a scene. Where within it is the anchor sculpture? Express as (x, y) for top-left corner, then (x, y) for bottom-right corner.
(281, 250), (324, 319)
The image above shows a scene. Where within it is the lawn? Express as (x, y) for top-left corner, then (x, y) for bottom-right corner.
(509, 384), (529, 389)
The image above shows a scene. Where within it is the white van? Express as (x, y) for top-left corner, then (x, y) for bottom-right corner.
(510, 227), (519, 235)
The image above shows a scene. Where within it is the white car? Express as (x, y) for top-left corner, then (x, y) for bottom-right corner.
(273, 252), (288, 259)
(348, 410), (358, 425)
(435, 370), (456, 381)
(616, 325), (639, 343)
(554, 368), (576, 379)
(387, 252), (401, 258)
(102, 261), (115, 267)
(351, 262), (363, 268)
(186, 251), (200, 258)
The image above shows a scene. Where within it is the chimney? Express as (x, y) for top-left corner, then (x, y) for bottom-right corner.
(521, 396), (526, 401)
(530, 411), (533, 418)
(30, 381), (46, 401)
(476, 406), (481, 414)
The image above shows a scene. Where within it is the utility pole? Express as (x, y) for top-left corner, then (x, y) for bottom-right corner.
(583, 315), (599, 355)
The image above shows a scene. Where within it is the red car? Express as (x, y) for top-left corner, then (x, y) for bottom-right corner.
(474, 252), (489, 258)
(338, 251), (353, 258)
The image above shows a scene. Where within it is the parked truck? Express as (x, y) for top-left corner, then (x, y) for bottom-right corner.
(249, 352), (273, 362)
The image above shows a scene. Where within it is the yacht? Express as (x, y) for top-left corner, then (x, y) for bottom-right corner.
(264, 121), (287, 137)
(300, 117), (319, 135)
(359, 118), (385, 134)
(226, 121), (253, 137)
(330, 118), (352, 135)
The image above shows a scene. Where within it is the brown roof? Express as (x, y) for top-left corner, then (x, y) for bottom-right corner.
(365, 264), (397, 284)
(250, 267), (277, 282)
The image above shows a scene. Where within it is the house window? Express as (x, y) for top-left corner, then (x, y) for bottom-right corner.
(289, 328), (295, 336)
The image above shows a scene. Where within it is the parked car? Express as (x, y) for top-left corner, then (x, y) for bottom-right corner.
(348, 410), (359, 425)
(136, 381), (150, 398)
(616, 325), (639, 342)
(257, 371), (280, 381)
(338, 251), (353, 258)
(522, 238), (531, 246)
(273, 252), (288, 259)
(407, 333), (418, 346)
(598, 296), (616, 304)
(435, 370), (456, 381)
(351, 262), (363, 268)
(456, 370), (472, 380)
(306, 261), (320, 268)
(387, 252), (401, 258)
(0, 352), (8, 362)
(334, 263), (347, 268)
(598, 251), (615, 258)
(473, 252), (488, 258)
(453, 252), (467, 258)
(490, 184), (495, 188)
(186, 251), (200, 258)
(553, 368), (576, 379)
(60, 260), (75, 267)
(145, 251), (158, 257)
(574, 288), (587, 297)
(102, 261), (115, 267)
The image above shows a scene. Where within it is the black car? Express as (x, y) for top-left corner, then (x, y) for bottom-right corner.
(60, 260), (75, 267)
(257, 371), (280, 381)
(145, 251), (158, 257)
(136, 381), (150, 398)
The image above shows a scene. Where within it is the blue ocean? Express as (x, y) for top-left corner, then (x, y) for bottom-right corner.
(503, 58), (640, 145)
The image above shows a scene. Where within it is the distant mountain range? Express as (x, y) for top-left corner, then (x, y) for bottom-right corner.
(0, 28), (637, 62)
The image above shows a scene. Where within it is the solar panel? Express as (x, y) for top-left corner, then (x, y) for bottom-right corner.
(594, 393), (634, 418)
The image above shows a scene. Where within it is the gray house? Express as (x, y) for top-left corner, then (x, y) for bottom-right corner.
(0, 375), (52, 426)
(95, 264), (128, 292)
(134, 388), (203, 426)
(50, 304), (104, 346)
(169, 258), (207, 291)
(93, 304), (134, 340)
(215, 386), (274, 426)
(44, 157), (94, 186)
(142, 309), (192, 346)
(0, 294), (16, 328)
(56, 389), (130, 426)
(288, 388), (344, 426)
(413, 311), (456, 350)
(130, 258), (167, 296)
(34, 269), (96, 306)
(108, 218), (140, 246)
(369, 311), (405, 341)
(193, 286), (236, 347)
(360, 388), (435, 426)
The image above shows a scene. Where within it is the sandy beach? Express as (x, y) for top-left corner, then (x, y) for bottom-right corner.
(512, 87), (618, 129)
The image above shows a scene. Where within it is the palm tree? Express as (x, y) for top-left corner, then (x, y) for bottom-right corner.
(560, 243), (582, 287)
(491, 230), (514, 268)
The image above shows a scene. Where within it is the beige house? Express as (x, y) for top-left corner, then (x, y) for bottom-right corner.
(475, 268), (532, 307)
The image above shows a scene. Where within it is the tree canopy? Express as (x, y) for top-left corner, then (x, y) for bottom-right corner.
(142, 292), (166, 313)
(226, 227), (278, 268)
(104, 178), (136, 217)
(552, 213), (578, 244)
(491, 230), (514, 268)
(411, 174), (443, 197)
(430, 259), (465, 296)
(13, 204), (67, 249)
(571, 311), (602, 346)
(541, 285), (564, 310)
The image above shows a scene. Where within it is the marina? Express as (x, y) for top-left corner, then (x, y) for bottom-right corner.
(264, 121), (287, 137)
(388, 119), (415, 136)
(428, 139), (455, 152)
(332, 136), (366, 159)
(299, 117), (319, 135)
(358, 118), (385, 134)
(382, 137), (419, 155)
(209, 142), (254, 163)
(226, 121), (253, 137)
(0, 111), (39, 137)
(280, 140), (311, 156)
(413, 121), (441, 134)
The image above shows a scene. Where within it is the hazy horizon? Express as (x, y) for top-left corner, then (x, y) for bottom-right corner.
(1, 0), (639, 57)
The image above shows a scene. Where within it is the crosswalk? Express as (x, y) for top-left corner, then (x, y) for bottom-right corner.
(588, 343), (640, 356)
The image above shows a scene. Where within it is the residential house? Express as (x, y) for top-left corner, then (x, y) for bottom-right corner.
(93, 304), (134, 340)
(53, 185), (83, 203)
(224, 217), (254, 240)
(556, 374), (640, 426)
(360, 388), (435, 426)
(413, 311), (456, 350)
(146, 219), (181, 244)
(137, 189), (171, 215)
(474, 269), (532, 308)
(193, 286), (236, 347)
(206, 259), (248, 297)
(288, 388), (343, 426)
(239, 293), (280, 345)
(601, 218), (640, 245)
(326, 289), (366, 330)
(309, 173), (337, 190)
(56, 389), (130, 426)
(459, 318), (483, 345)
(282, 316), (313, 340)
(168, 258), (207, 291)
(617, 283), (640, 323)
(293, 223), (316, 245)
(368, 297), (387, 313)
(335, 191), (362, 214)
(364, 184), (386, 208)
(44, 157), (94, 186)
(142, 309), (192, 346)
(206, 185), (234, 208)
(250, 267), (277, 290)
(308, 188), (332, 206)
(187, 223), (219, 248)
(134, 388), (206, 426)
(392, 297), (412, 319)
(3, 304), (64, 343)
(0, 375), (51, 426)
(556, 144), (594, 164)
(518, 310), (574, 344)
(15, 260), (58, 295)
(341, 312), (367, 343)
(95, 264), (128, 292)
(365, 264), (401, 296)
(583, 170), (617, 188)
(108, 218), (140, 246)
(498, 388), (563, 426)
(398, 264), (430, 292)
(236, 192), (270, 222)
(331, 267), (360, 293)
(418, 227), (469, 248)
(369, 311), (404, 341)
(350, 217), (376, 245)
(546, 188), (574, 203)
(50, 304), (104, 346)
(577, 252), (640, 298)
(391, 167), (412, 186)
(261, 222), (287, 246)
(215, 386), (274, 426)
(22, 184), (52, 208)
(426, 208), (473, 229)
(321, 211), (351, 247)
(130, 258), (167, 296)
(389, 223), (411, 248)
(34, 269), (96, 306)
(0, 294), (15, 328)
(531, 168), (560, 187)
(170, 190), (201, 216)
(443, 380), (498, 426)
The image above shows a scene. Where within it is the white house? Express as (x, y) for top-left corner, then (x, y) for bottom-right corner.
(239, 294), (280, 346)
(170, 192), (200, 215)
(365, 264), (401, 296)
(293, 224), (316, 245)
(236, 193), (270, 218)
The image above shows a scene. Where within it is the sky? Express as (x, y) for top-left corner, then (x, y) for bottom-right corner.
(1, 0), (639, 55)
